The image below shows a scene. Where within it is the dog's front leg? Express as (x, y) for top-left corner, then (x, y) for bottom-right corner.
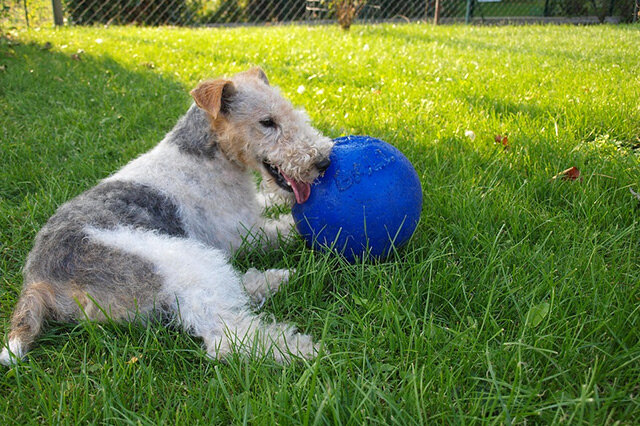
(255, 181), (288, 210)
(250, 214), (296, 248)
(242, 268), (292, 306)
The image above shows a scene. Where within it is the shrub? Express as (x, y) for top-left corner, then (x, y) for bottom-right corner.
(333, 0), (365, 30)
(556, 0), (635, 21)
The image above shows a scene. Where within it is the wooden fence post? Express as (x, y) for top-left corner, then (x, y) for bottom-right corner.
(52, 0), (64, 26)
(465, 0), (473, 23)
(433, 0), (441, 24)
(23, 0), (29, 27)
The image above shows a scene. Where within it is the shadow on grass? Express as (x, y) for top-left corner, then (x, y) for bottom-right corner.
(1, 38), (190, 205)
(0, 39), (193, 351)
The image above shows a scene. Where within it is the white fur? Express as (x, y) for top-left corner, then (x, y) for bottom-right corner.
(2, 70), (328, 365)
(0, 338), (24, 366)
(105, 141), (279, 253)
(86, 226), (315, 361)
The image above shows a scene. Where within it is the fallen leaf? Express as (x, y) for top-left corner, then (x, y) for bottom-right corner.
(495, 134), (509, 150)
(126, 356), (140, 365)
(142, 62), (155, 69)
(552, 166), (581, 181)
(54, 76), (63, 82)
(0, 65), (6, 72)
(41, 41), (52, 50)
(352, 295), (369, 307)
(86, 363), (102, 373)
(70, 49), (85, 61)
(526, 302), (550, 328)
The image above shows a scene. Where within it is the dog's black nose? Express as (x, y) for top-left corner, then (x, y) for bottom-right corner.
(315, 158), (331, 172)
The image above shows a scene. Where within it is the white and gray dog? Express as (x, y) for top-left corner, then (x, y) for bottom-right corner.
(0, 67), (334, 365)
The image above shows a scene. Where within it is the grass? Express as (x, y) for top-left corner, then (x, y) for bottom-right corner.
(1, 23), (639, 424)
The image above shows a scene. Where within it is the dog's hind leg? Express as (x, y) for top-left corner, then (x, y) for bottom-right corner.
(0, 282), (56, 366)
(207, 307), (317, 363)
(87, 227), (317, 363)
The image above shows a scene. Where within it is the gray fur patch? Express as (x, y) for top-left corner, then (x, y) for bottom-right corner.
(167, 103), (218, 159)
(23, 181), (185, 307)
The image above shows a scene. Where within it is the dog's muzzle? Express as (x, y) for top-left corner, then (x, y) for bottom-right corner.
(262, 161), (311, 204)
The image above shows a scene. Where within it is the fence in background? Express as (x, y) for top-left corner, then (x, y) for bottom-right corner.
(2, 0), (638, 28)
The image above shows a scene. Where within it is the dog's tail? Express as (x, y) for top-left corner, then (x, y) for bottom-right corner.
(0, 281), (55, 366)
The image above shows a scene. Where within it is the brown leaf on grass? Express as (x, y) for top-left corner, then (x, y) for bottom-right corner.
(41, 42), (52, 51)
(552, 166), (581, 181)
(126, 355), (140, 365)
(54, 76), (63, 82)
(495, 134), (509, 150)
(71, 49), (85, 61)
(143, 62), (155, 69)
(0, 65), (6, 72)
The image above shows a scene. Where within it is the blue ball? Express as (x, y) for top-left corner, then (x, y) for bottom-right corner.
(292, 135), (422, 262)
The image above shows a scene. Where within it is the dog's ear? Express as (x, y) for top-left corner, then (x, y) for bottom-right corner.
(190, 79), (237, 119)
(246, 67), (270, 86)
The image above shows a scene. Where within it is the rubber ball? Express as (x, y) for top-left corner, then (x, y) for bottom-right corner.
(292, 135), (422, 262)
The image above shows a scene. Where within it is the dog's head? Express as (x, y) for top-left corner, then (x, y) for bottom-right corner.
(191, 67), (334, 205)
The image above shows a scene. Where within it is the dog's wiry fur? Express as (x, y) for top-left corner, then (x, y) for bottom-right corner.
(0, 68), (333, 365)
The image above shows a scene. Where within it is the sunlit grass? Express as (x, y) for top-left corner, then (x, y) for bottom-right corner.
(1, 23), (639, 423)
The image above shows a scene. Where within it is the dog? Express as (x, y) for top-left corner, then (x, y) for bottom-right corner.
(0, 67), (334, 365)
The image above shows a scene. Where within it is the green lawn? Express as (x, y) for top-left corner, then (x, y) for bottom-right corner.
(1, 23), (639, 423)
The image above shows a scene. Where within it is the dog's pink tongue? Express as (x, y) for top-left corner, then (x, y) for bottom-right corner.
(281, 172), (311, 204)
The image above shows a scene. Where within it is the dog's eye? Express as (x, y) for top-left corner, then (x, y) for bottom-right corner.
(259, 118), (276, 128)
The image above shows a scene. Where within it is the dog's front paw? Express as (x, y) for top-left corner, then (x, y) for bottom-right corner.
(243, 268), (294, 306)
(256, 189), (287, 210)
(276, 214), (296, 237)
(263, 268), (293, 292)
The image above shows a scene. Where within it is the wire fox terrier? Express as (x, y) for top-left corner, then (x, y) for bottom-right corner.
(0, 67), (334, 365)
